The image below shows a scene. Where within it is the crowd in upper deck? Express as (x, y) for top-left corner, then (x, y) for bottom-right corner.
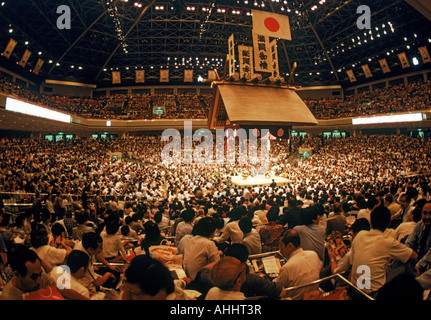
(1, 76), (429, 121)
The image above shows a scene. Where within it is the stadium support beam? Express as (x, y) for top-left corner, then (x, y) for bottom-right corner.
(28, 0), (71, 46)
(48, 9), (108, 75)
(96, 0), (156, 80)
(308, 23), (340, 82)
(405, 0), (431, 21)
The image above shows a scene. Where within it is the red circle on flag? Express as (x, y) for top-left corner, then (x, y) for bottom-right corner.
(277, 128), (284, 137)
(264, 17), (280, 33)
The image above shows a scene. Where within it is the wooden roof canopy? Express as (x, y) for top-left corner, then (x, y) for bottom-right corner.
(207, 75), (318, 130)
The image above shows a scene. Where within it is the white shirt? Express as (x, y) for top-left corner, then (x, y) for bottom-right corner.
(177, 234), (193, 255)
(205, 287), (246, 300)
(32, 245), (67, 268)
(350, 229), (413, 293)
(242, 229), (262, 255)
(49, 266), (90, 299)
(254, 210), (268, 224)
(175, 221), (193, 247)
(183, 235), (220, 280)
(394, 221), (417, 242)
(100, 230), (125, 259)
(274, 248), (322, 300)
(214, 220), (244, 244)
(357, 208), (371, 223)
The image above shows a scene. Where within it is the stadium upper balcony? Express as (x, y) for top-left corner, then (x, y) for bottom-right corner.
(0, 77), (430, 128)
(305, 81), (431, 120)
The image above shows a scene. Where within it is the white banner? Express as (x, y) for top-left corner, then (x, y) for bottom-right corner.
(228, 34), (235, 76)
(238, 45), (253, 80)
(269, 40), (279, 78)
(253, 31), (272, 73)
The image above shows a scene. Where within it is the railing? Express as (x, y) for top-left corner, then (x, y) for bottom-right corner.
(283, 272), (375, 301)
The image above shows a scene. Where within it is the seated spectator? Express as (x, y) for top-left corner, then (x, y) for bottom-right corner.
(205, 256), (247, 300)
(394, 201), (424, 243)
(72, 210), (95, 241)
(327, 218), (370, 275)
(274, 229), (323, 300)
(99, 219), (128, 263)
(325, 202), (347, 237)
(1, 244), (56, 300)
(213, 206), (245, 246)
(174, 208), (195, 247)
(350, 206), (418, 297)
(405, 200), (431, 261)
(192, 243), (286, 299)
(154, 210), (170, 236)
(30, 224), (72, 270)
(74, 232), (120, 291)
(140, 220), (165, 255)
(253, 203), (268, 225)
(258, 205), (285, 253)
(49, 250), (92, 300)
(239, 217), (262, 255)
(1, 244), (86, 300)
(50, 222), (75, 251)
(294, 205), (326, 262)
(183, 217), (220, 280)
(121, 255), (175, 300)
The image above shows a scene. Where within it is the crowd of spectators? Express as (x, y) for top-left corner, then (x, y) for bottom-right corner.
(305, 81), (431, 119)
(1, 76), (429, 121)
(0, 133), (430, 300)
(0, 77), (209, 120)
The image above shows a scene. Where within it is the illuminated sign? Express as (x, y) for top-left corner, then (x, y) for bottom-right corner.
(5, 97), (72, 123)
(352, 113), (423, 125)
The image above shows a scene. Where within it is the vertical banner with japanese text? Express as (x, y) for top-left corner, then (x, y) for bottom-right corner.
(379, 58), (391, 73)
(18, 49), (32, 67)
(135, 70), (145, 83)
(418, 46), (431, 64)
(2, 38), (17, 59)
(228, 34), (235, 76)
(346, 69), (357, 82)
(269, 40), (279, 78)
(361, 64), (373, 78)
(238, 45), (253, 80)
(33, 58), (44, 75)
(397, 52), (410, 69)
(184, 69), (193, 82)
(252, 31), (272, 74)
(112, 71), (121, 84)
(160, 69), (169, 82)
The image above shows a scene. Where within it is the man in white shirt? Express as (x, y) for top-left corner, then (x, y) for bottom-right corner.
(274, 229), (323, 300)
(183, 217), (220, 280)
(239, 217), (262, 255)
(49, 250), (92, 299)
(350, 206), (418, 296)
(213, 207), (245, 245)
(174, 208), (195, 247)
(30, 224), (71, 269)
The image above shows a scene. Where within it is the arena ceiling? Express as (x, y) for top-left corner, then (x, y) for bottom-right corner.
(0, 0), (430, 88)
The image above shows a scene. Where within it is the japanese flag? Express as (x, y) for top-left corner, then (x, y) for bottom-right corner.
(252, 10), (292, 41)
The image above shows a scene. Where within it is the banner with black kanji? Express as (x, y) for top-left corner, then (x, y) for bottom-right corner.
(238, 45), (253, 80)
(252, 31), (272, 74)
